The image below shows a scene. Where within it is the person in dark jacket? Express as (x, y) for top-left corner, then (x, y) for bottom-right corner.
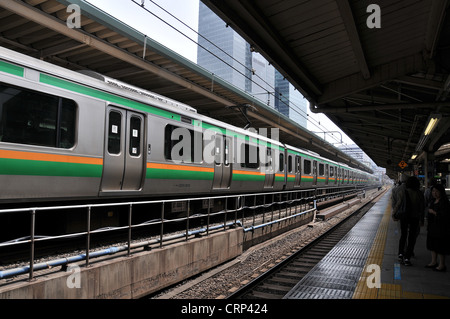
(391, 174), (408, 222)
(425, 184), (450, 272)
(398, 176), (425, 266)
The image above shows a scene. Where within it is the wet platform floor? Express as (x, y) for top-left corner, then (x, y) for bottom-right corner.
(284, 189), (450, 299)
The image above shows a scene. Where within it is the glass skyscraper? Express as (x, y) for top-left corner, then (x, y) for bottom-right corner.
(197, 2), (307, 128)
(275, 71), (308, 128)
(197, 2), (252, 92)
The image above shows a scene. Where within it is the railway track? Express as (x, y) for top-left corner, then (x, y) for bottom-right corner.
(227, 200), (376, 299)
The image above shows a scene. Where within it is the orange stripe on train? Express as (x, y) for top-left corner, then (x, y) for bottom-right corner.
(147, 162), (214, 172)
(0, 149), (103, 165)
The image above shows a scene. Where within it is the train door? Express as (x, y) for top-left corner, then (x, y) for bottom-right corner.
(330, 166), (336, 185)
(294, 155), (301, 187)
(264, 148), (275, 188)
(213, 134), (232, 189)
(313, 160), (318, 185)
(101, 106), (145, 192)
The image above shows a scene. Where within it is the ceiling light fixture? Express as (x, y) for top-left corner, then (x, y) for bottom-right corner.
(424, 114), (441, 136)
(416, 114), (442, 153)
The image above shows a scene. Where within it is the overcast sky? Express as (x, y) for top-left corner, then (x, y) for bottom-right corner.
(86, 0), (200, 62)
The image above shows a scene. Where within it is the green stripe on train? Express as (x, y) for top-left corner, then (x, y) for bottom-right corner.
(146, 168), (214, 180)
(0, 158), (103, 177)
(193, 120), (285, 151)
(0, 60), (24, 77)
(40, 74), (181, 121)
(232, 173), (265, 182)
(39, 74), (288, 152)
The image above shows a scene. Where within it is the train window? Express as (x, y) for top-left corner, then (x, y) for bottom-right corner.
(0, 83), (76, 148)
(304, 159), (311, 174)
(295, 156), (301, 173)
(319, 163), (325, 176)
(264, 148), (272, 167)
(108, 111), (122, 154)
(164, 124), (202, 163)
(216, 136), (231, 166)
(279, 153), (284, 172)
(59, 99), (76, 148)
(240, 143), (259, 169)
(330, 166), (334, 177)
(224, 137), (231, 166)
(288, 155), (293, 173)
(129, 116), (141, 156)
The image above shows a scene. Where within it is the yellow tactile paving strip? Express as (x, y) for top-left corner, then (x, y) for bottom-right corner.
(353, 198), (449, 299)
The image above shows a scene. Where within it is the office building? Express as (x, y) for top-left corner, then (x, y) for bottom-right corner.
(197, 2), (307, 128)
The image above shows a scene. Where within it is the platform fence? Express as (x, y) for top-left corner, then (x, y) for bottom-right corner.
(0, 185), (367, 281)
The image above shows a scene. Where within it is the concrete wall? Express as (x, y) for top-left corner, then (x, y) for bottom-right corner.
(0, 228), (242, 299)
(0, 210), (316, 299)
(242, 210), (315, 250)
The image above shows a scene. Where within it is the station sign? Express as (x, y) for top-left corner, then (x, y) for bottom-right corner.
(398, 160), (408, 170)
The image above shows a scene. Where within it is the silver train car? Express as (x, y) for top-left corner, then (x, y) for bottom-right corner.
(0, 46), (378, 204)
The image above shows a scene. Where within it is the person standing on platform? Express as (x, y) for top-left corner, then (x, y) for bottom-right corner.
(402, 177), (425, 265)
(391, 173), (408, 220)
(392, 174), (408, 260)
(424, 179), (437, 208)
(425, 184), (450, 272)
(393, 175), (425, 265)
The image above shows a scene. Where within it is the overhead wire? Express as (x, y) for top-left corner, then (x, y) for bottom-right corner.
(131, 0), (355, 149)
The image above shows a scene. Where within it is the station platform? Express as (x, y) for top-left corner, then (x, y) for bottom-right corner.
(284, 189), (450, 299)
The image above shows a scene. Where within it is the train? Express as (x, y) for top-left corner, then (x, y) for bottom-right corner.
(0, 46), (379, 206)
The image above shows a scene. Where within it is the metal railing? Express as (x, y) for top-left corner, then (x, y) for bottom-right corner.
(0, 186), (363, 281)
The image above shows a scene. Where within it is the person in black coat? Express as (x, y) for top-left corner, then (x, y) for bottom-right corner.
(398, 176), (425, 266)
(426, 184), (450, 272)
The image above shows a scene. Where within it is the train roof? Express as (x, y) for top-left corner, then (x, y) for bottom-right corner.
(76, 70), (198, 114)
(285, 144), (321, 158)
(0, 46), (199, 114)
(0, 46), (282, 148)
(285, 143), (370, 174)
